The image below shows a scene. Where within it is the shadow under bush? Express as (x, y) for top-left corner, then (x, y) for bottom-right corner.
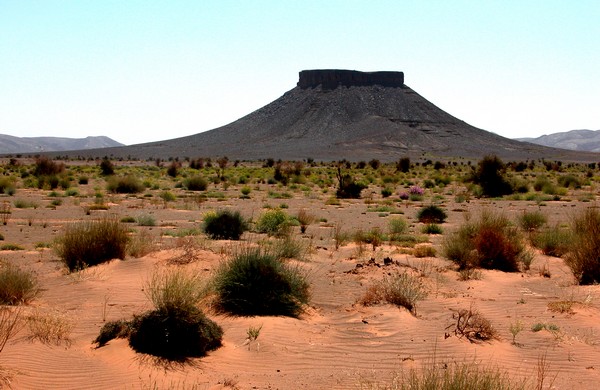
(55, 217), (129, 271)
(211, 248), (310, 317)
(202, 209), (248, 240)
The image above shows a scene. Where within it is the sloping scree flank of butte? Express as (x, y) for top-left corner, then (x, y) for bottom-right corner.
(55, 69), (598, 162)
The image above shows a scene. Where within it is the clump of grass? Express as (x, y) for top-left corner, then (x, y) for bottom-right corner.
(106, 175), (145, 193)
(26, 310), (73, 345)
(271, 236), (308, 260)
(95, 268), (222, 360)
(421, 223), (442, 235)
(388, 216), (408, 236)
(359, 271), (427, 315)
(183, 176), (208, 191)
(531, 322), (560, 333)
(519, 210), (547, 232)
(531, 225), (571, 257)
(255, 209), (290, 237)
(443, 211), (526, 272)
(0, 262), (39, 305)
(120, 216), (136, 223)
(366, 359), (530, 390)
(202, 209), (249, 240)
(564, 207), (600, 284)
(128, 230), (157, 258)
(0, 244), (24, 251)
(55, 217), (129, 271)
(413, 244), (436, 258)
(416, 205), (448, 224)
(211, 247), (310, 317)
(136, 213), (156, 226)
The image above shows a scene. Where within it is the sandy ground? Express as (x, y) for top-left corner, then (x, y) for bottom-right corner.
(0, 180), (599, 389)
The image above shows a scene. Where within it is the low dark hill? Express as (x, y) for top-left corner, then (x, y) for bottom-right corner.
(49, 70), (598, 162)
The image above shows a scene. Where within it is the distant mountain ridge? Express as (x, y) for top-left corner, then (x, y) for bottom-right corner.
(517, 129), (600, 152)
(0, 134), (124, 154)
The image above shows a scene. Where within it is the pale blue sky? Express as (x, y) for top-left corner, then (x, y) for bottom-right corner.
(1, 1), (598, 145)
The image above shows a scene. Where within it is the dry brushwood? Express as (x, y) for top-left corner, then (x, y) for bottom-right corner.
(446, 307), (497, 342)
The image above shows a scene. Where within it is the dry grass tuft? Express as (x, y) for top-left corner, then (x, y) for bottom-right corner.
(26, 310), (73, 346)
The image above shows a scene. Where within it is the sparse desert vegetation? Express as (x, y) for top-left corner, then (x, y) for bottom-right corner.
(0, 155), (597, 388)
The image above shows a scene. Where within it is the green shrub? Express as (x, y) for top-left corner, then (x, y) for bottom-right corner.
(0, 262), (39, 305)
(471, 155), (513, 197)
(211, 247), (310, 317)
(0, 177), (16, 195)
(128, 306), (222, 360)
(55, 217), (129, 271)
(518, 210), (547, 232)
(565, 208), (600, 284)
(95, 268), (223, 359)
(421, 223), (443, 234)
(443, 211), (525, 272)
(99, 158), (115, 175)
(271, 236), (308, 260)
(106, 175), (144, 194)
(531, 225), (571, 257)
(120, 216), (136, 223)
(183, 176), (208, 191)
(417, 205), (448, 224)
(136, 213), (156, 227)
(558, 174), (581, 189)
(336, 167), (366, 199)
(202, 209), (248, 240)
(389, 217), (408, 235)
(0, 244), (24, 251)
(255, 209), (290, 236)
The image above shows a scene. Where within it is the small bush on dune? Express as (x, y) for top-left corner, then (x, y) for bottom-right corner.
(128, 306), (222, 359)
(443, 211), (525, 272)
(211, 247), (310, 317)
(202, 209), (248, 240)
(359, 271), (427, 316)
(95, 268), (222, 359)
(565, 208), (600, 284)
(55, 217), (129, 271)
(0, 262), (39, 305)
(106, 175), (144, 194)
(417, 205), (448, 224)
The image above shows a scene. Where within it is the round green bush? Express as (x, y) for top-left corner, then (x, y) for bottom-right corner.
(202, 210), (248, 240)
(255, 209), (289, 236)
(212, 248), (310, 317)
(183, 176), (208, 191)
(128, 306), (223, 359)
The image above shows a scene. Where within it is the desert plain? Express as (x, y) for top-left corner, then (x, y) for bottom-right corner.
(0, 157), (599, 390)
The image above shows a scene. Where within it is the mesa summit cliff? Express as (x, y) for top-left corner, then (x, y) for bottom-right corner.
(51, 69), (597, 162)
